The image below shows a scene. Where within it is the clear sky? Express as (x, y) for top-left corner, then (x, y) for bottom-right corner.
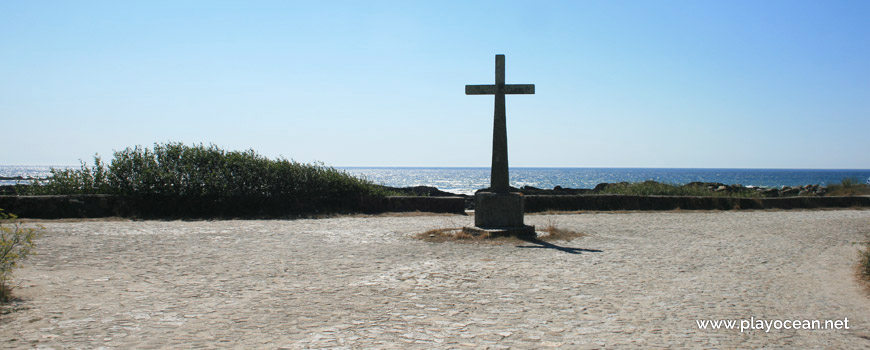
(2, 0), (868, 168)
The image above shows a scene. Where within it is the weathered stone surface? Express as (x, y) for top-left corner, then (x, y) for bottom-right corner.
(762, 188), (780, 197)
(0, 194), (466, 218)
(462, 225), (535, 238)
(473, 192), (526, 228)
(781, 187), (801, 197)
(464, 54), (536, 234)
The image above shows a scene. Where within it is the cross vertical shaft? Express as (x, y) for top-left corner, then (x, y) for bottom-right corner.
(465, 54), (534, 194)
(491, 54), (509, 193)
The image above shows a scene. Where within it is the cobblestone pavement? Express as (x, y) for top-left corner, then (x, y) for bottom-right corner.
(2, 210), (870, 349)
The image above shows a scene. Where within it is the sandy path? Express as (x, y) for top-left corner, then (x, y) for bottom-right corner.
(2, 210), (869, 349)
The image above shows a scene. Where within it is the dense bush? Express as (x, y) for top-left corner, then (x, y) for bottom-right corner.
(24, 157), (110, 195)
(0, 209), (41, 302)
(25, 142), (388, 199)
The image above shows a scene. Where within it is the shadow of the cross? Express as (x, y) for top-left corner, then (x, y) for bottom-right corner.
(515, 237), (603, 255)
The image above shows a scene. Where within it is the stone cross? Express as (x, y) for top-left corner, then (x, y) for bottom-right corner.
(466, 54), (535, 193)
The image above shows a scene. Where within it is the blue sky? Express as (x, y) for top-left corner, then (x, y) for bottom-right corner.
(2, 0), (868, 168)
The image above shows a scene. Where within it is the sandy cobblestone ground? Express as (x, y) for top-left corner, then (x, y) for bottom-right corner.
(2, 210), (870, 349)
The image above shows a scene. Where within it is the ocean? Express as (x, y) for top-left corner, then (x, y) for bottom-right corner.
(4, 165), (868, 196)
(340, 168), (870, 195)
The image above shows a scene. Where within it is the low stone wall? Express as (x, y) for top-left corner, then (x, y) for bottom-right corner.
(0, 195), (118, 218)
(4, 194), (867, 218)
(0, 195), (466, 219)
(361, 196), (466, 215)
(524, 194), (870, 212)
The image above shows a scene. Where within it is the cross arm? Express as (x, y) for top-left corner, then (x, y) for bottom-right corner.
(504, 84), (535, 94)
(466, 85), (496, 95)
(466, 84), (536, 95)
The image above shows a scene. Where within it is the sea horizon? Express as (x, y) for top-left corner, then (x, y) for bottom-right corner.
(338, 166), (870, 170)
(4, 165), (870, 195)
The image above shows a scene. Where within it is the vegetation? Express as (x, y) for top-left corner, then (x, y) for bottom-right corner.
(540, 216), (586, 241)
(22, 157), (111, 195)
(417, 228), (481, 243)
(23, 142), (390, 199)
(826, 177), (870, 196)
(595, 181), (761, 198)
(860, 241), (870, 285)
(0, 209), (41, 302)
(416, 220), (585, 244)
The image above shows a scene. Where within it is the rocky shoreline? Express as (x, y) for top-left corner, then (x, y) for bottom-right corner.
(384, 181), (833, 197)
(519, 181), (830, 197)
(382, 181), (844, 210)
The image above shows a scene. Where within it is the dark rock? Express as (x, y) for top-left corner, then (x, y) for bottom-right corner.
(512, 186), (592, 196)
(593, 183), (610, 192)
(0, 176), (44, 182)
(780, 188), (800, 197)
(686, 182), (727, 191)
(761, 188), (780, 197)
(591, 182), (631, 193)
(381, 185), (462, 197)
(0, 185), (20, 195)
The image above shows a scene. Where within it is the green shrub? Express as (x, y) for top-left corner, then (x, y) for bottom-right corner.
(0, 209), (41, 302)
(861, 241), (870, 283)
(841, 177), (857, 188)
(826, 177), (870, 196)
(25, 142), (389, 200)
(25, 157), (110, 195)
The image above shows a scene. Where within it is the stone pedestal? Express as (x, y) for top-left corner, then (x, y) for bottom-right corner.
(464, 192), (535, 238)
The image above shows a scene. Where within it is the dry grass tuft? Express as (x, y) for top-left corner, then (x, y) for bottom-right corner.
(415, 227), (463, 242)
(539, 224), (586, 241)
(536, 216), (586, 242)
(827, 178), (870, 196)
(415, 219), (588, 245)
(415, 227), (522, 244)
(860, 241), (870, 287)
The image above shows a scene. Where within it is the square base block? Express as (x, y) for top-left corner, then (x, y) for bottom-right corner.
(462, 225), (536, 239)
(473, 191), (526, 228)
